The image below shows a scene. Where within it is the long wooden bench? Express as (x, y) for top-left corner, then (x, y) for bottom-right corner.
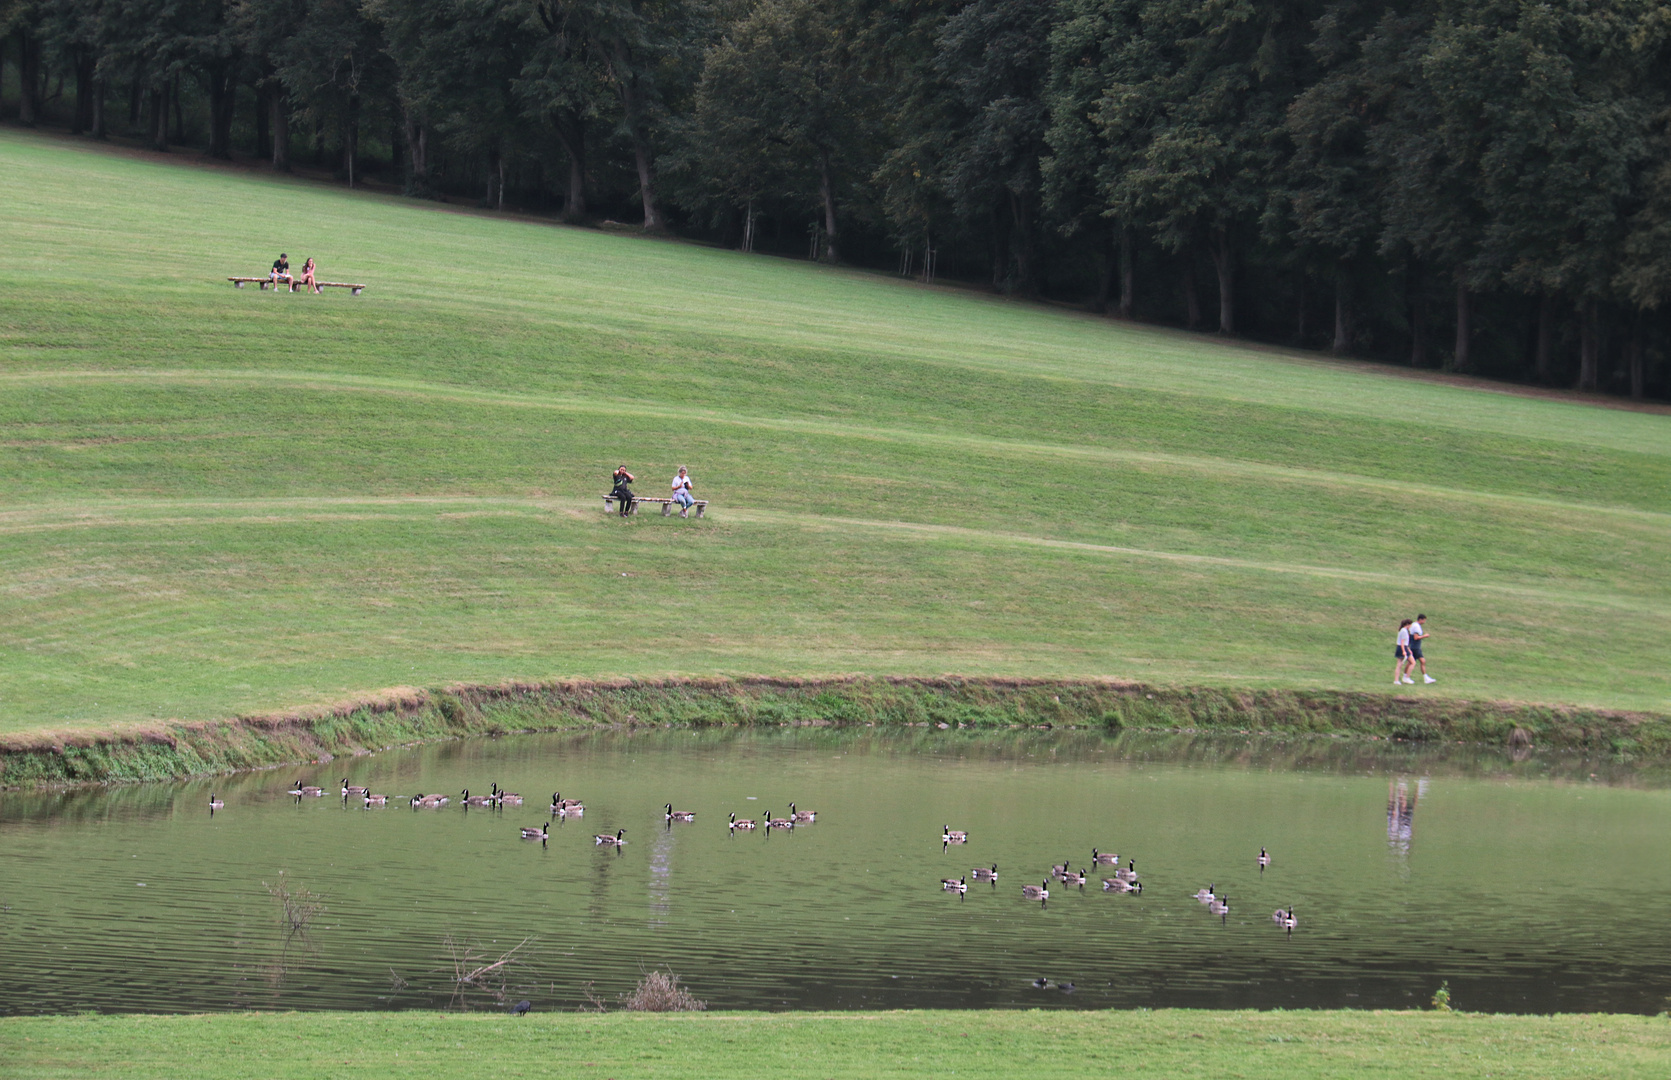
(603, 494), (707, 518)
(228, 277), (367, 295)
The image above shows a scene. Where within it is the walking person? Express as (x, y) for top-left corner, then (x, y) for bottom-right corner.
(610, 465), (636, 517)
(1393, 619), (1415, 685)
(1408, 614), (1435, 683)
(670, 466), (695, 518)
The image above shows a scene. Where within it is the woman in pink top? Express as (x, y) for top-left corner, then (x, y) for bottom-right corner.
(300, 257), (318, 294)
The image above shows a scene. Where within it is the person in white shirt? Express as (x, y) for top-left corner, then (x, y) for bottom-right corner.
(1394, 620), (1414, 685)
(1408, 615), (1435, 683)
(670, 467), (695, 518)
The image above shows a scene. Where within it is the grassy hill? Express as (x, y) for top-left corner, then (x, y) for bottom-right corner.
(1, 127), (1668, 735)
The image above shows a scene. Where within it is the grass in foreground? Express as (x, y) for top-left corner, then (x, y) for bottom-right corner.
(3, 1009), (1669, 1079)
(1, 127), (1669, 734)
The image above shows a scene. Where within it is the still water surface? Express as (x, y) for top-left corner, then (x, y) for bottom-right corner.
(3, 729), (1669, 1015)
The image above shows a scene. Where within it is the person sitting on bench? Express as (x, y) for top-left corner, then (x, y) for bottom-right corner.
(299, 257), (319, 294)
(270, 253), (292, 287)
(671, 467), (695, 517)
(611, 466), (635, 517)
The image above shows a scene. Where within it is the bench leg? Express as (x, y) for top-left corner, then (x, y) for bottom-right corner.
(351, 287), (363, 296)
(696, 504), (705, 518)
(235, 280), (244, 288)
(603, 497), (614, 513)
(662, 502), (672, 516)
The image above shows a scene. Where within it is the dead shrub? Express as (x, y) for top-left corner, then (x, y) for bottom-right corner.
(619, 969), (706, 1012)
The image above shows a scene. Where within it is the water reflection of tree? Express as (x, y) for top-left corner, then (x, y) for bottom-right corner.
(258, 871), (326, 991)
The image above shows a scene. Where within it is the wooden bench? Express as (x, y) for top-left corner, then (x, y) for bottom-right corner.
(228, 277), (367, 295)
(603, 494), (707, 518)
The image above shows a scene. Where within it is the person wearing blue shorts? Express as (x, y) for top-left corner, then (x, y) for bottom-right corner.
(1408, 615), (1435, 683)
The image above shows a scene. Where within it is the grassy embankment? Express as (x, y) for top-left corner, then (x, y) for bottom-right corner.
(4, 1009), (1669, 1079)
(2, 126), (1669, 778)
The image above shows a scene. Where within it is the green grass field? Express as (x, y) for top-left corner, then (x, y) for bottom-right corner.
(2, 127), (1669, 736)
(4, 1009), (1668, 1079)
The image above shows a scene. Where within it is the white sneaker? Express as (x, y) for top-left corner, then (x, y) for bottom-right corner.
(1394, 680), (1402, 686)
(1424, 675), (1436, 684)
(1402, 677), (1415, 684)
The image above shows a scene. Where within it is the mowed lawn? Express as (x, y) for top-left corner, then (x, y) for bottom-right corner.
(1, 128), (1668, 733)
(4, 1009), (1669, 1079)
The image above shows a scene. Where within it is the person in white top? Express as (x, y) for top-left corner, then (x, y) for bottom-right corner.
(1408, 615), (1435, 683)
(1394, 619), (1414, 685)
(670, 467), (695, 518)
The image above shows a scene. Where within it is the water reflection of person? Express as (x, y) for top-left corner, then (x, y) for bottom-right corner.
(1386, 776), (1430, 857)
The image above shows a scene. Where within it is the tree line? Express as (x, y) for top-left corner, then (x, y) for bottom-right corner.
(4, 0), (1670, 399)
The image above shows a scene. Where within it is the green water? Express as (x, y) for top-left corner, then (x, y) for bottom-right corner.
(2, 729), (1668, 1014)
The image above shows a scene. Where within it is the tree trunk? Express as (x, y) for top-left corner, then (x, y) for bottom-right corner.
(271, 90), (290, 171)
(90, 78), (105, 139)
(1091, 228), (1114, 315)
(171, 73), (184, 144)
(1453, 280), (1471, 372)
(1332, 263), (1350, 353)
(990, 198), (1011, 290)
(129, 65), (144, 124)
(609, 45), (663, 230)
(1297, 276), (1308, 342)
(1534, 295), (1554, 383)
(1577, 299), (1599, 391)
(149, 85), (168, 151)
(207, 60), (237, 160)
(403, 108), (427, 192)
(254, 85), (268, 157)
(551, 111), (587, 221)
(1627, 312), (1645, 400)
(72, 52), (94, 134)
(1118, 227), (1134, 319)
(1209, 227), (1234, 334)
(1011, 191), (1038, 296)
(497, 154), (506, 211)
(344, 93), (359, 187)
(18, 30), (41, 125)
(818, 146), (840, 263)
(1182, 257), (1201, 330)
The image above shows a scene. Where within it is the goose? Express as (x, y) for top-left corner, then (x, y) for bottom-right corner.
(363, 792), (389, 806)
(1050, 859), (1074, 880)
(594, 829), (627, 846)
(1273, 907), (1297, 931)
(766, 811), (795, 830)
(1257, 848), (1271, 870)
(1208, 896), (1230, 923)
(411, 793), (447, 808)
(941, 827), (968, 846)
(971, 864), (998, 882)
(550, 793), (584, 815)
(1092, 849), (1120, 866)
(341, 779), (369, 797)
(1193, 884), (1217, 903)
(1061, 868), (1089, 888)
(462, 789), (496, 807)
(1031, 977), (1051, 989)
(207, 793), (225, 810)
(789, 803), (817, 823)
(941, 876), (968, 894)
(728, 812), (757, 831)
(665, 803), (696, 823)
(520, 822), (550, 841)
(289, 782), (325, 798)
(1057, 982), (1076, 994)
(1102, 877), (1141, 894)
(1113, 859), (1138, 883)
(1021, 880), (1050, 902)
(493, 784), (523, 806)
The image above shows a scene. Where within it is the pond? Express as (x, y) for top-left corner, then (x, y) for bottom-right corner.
(2, 728), (1668, 1015)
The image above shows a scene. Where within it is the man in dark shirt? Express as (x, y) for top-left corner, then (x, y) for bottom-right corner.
(271, 254), (292, 289)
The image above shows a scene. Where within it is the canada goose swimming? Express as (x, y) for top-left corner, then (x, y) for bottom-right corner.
(766, 812), (795, 830)
(462, 789), (495, 807)
(594, 829), (627, 846)
(1208, 896), (1230, 923)
(1102, 877), (1141, 894)
(665, 803), (696, 822)
(1031, 977), (1050, 989)
(942, 876), (968, 894)
(411, 793), (447, 808)
(208, 793), (224, 810)
(942, 827), (968, 846)
(789, 803), (817, 823)
(1057, 982), (1076, 994)
(1193, 884), (1217, 903)
(1273, 907), (1297, 932)
(1092, 849), (1119, 866)
(1050, 860), (1073, 880)
(1061, 869), (1089, 888)
(1257, 847), (1271, 870)
(341, 779), (369, 797)
(363, 792), (389, 806)
(728, 812), (756, 831)
(1113, 859), (1138, 883)
(520, 822), (550, 841)
(1021, 880), (1050, 902)
(493, 784), (523, 806)
(289, 782), (324, 798)
(550, 793), (584, 815)
(971, 864), (998, 882)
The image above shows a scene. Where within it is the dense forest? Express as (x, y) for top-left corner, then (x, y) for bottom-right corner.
(4, 0), (1670, 399)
